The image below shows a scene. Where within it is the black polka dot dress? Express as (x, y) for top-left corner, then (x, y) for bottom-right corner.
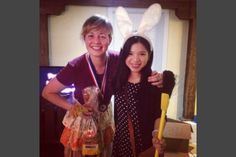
(112, 82), (143, 157)
(112, 70), (176, 157)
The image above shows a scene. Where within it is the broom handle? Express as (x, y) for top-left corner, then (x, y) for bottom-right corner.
(154, 93), (169, 157)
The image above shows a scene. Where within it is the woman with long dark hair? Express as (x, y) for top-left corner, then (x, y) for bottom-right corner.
(112, 36), (175, 157)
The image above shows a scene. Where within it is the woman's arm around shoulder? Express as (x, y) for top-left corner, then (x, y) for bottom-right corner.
(162, 70), (176, 95)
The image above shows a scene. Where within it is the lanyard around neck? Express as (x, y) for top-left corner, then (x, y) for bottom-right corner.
(85, 53), (109, 95)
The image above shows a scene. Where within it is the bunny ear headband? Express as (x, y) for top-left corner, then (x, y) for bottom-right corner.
(115, 3), (162, 50)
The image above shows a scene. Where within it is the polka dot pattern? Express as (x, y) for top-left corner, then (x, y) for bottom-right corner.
(112, 82), (143, 157)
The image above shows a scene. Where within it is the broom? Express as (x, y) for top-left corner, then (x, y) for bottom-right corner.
(154, 93), (169, 157)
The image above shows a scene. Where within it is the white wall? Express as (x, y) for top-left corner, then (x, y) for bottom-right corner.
(166, 11), (189, 119)
(48, 5), (189, 120)
(49, 6), (108, 65)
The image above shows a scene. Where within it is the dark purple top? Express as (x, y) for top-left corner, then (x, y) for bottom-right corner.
(56, 51), (119, 106)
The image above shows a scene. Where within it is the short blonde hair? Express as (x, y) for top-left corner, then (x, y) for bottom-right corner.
(81, 15), (113, 40)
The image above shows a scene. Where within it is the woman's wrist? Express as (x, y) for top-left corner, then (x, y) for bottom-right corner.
(152, 129), (158, 137)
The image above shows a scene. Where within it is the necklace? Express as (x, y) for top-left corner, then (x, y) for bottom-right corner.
(85, 53), (109, 112)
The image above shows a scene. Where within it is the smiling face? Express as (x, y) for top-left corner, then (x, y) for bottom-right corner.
(114, 36), (153, 90)
(84, 28), (111, 58)
(81, 15), (113, 59)
(125, 42), (149, 74)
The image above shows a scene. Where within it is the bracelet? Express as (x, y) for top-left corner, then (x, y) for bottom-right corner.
(152, 129), (158, 137)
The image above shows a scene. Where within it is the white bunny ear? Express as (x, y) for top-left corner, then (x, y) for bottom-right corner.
(138, 3), (162, 34)
(115, 6), (133, 38)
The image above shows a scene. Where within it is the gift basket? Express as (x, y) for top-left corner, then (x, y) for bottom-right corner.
(60, 86), (104, 156)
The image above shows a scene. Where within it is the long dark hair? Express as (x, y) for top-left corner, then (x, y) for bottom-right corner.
(113, 36), (153, 92)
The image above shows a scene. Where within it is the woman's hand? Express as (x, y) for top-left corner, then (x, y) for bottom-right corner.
(82, 103), (94, 116)
(148, 71), (163, 88)
(68, 104), (80, 117)
(152, 130), (166, 154)
(68, 100), (90, 117)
